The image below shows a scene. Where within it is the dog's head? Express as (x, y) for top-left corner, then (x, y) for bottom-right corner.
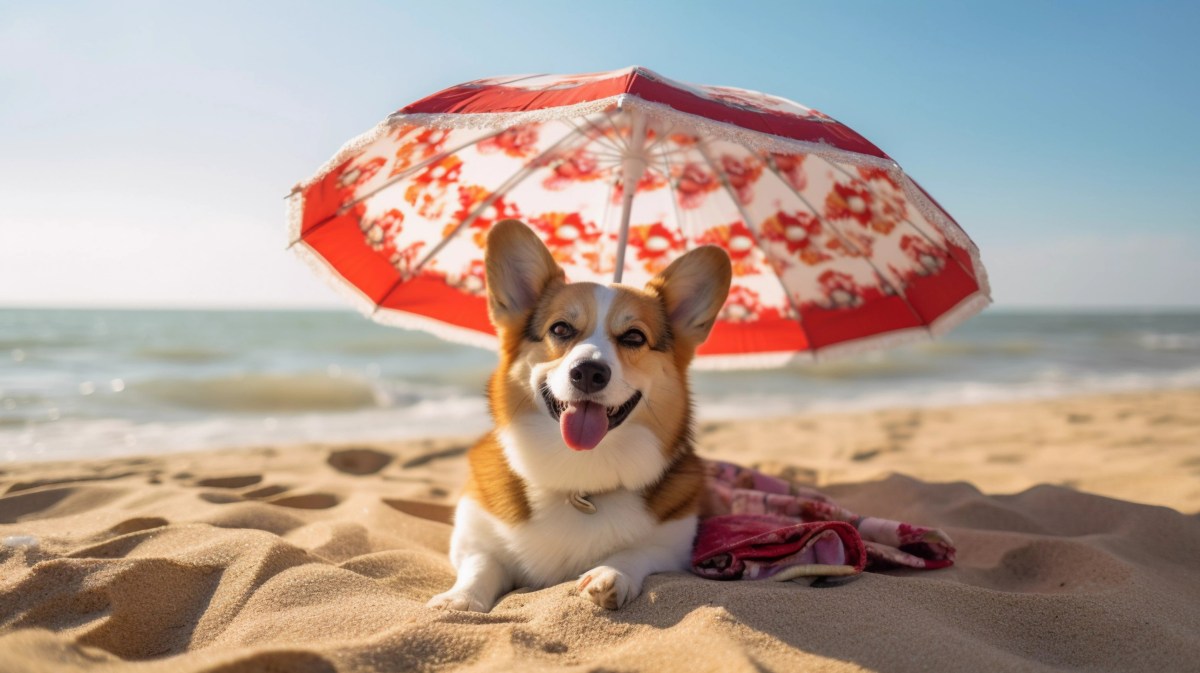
(484, 219), (731, 460)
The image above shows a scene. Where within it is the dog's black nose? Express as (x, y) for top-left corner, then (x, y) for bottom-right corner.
(569, 361), (611, 393)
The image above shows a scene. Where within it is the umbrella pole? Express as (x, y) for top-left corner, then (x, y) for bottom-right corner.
(612, 108), (647, 284)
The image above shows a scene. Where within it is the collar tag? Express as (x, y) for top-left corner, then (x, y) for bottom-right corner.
(568, 492), (597, 514)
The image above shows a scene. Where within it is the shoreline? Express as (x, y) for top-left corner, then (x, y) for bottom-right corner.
(15, 377), (1200, 465)
(6, 387), (1199, 513)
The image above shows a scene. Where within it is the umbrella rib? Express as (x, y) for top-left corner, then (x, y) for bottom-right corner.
(648, 143), (697, 159)
(640, 121), (673, 158)
(695, 141), (808, 334)
(758, 151), (929, 332)
(654, 125), (690, 250)
(602, 109), (632, 152)
(816, 155), (978, 283)
(375, 123), (589, 310)
(291, 127), (511, 245)
(596, 120), (631, 245)
(570, 115), (625, 156)
(588, 150), (627, 160)
(599, 174), (616, 239)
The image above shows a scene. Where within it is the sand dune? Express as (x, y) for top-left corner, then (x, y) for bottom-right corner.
(2, 390), (1199, 672)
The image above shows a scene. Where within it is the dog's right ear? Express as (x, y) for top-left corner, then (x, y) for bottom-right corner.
(484, 220), (564, 330)
(645, 245), (731, 352)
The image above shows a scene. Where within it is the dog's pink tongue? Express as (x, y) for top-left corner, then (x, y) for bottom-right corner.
(560, 401), (607, 451)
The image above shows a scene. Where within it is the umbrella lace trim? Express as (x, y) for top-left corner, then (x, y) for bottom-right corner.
(387, 95), (900, 171)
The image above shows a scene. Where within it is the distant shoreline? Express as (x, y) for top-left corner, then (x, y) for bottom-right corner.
(5, 304), (1200, 314)
(8, 388), (1200, 496)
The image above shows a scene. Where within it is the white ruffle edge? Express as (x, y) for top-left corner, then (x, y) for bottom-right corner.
(289, 118), (396, 205)
(899, 175), (992, 302)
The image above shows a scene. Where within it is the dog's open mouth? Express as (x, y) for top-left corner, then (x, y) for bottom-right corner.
(541, 386), (642, 451)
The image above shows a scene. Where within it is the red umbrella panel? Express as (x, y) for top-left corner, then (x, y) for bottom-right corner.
(288, 67), (990, 367)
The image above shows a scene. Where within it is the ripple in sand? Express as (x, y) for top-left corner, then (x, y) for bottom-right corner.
(6, 472), (139, 494)
(12, 556), (231, 660)
(0, 486), (125, 523)
(401, 445), (468, 469)
(974, 539), (1133, 594)
(267, 493), (341, 510)
(195, 475), (263, 489)
(199, 492), (243, 505)
(383, 498), (454, 524)
(242, 484), (290, 499)
(327, 447), (393, 475)
(106, 517), (168, 536)
(944, 499), (1049, 534)
(204, 651), (337, 673)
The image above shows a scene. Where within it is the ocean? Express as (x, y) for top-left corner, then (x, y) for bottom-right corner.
(3, 308), (1199, 462)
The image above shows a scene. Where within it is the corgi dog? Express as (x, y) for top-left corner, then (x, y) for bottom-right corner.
(427, 219), (731, 612)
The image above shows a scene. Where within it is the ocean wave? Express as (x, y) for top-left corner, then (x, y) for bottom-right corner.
(335, 330), (486, 356)
(698, 366), (1200, 419)
(913, 340), (1041, 357)
(1, 397), (492, 462)
(784, 357), (930, 380)
(131, 373), (390, 413)
(0, 335), (95, 350)
(1138, 332), (1200, 352)
(337, 338), (464, 355)
(135, 346), (230, 363)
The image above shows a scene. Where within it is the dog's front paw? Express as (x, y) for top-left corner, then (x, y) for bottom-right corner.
(426, 589), (491, 613)
(576, 566), (636, 610)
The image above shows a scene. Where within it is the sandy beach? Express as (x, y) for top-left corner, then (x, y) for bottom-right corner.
(2, 388), (1199, 672)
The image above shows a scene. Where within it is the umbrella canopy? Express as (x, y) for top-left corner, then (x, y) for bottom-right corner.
(288, 66), (990, 366)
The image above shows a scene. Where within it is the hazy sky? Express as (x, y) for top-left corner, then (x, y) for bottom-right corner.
(2, 1), (1198, 309)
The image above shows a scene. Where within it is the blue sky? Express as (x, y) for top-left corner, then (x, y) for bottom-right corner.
(2, 1), (1198, 308)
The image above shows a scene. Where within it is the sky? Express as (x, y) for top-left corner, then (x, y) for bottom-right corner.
(1, 1), (1198, 309)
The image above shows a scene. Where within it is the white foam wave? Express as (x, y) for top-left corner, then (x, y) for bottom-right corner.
(2, 394), (491, 463)
(7, 367), (1200, 463)
(131, 373), (390, 413)
(1139, 332), (1200, 352)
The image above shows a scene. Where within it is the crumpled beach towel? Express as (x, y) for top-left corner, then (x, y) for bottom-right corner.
(692, 460), (956, 581)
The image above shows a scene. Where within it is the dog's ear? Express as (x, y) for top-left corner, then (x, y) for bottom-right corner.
(485, 220), (564, 330)
(646, 246), (731, 350)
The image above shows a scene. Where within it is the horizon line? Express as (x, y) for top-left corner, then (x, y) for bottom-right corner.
(3, 302), (1200, 314)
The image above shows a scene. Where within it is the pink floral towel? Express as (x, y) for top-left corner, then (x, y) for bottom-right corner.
(692, 460), (956, 580)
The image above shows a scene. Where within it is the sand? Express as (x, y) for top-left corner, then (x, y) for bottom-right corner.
(2, 388), (1199, 672)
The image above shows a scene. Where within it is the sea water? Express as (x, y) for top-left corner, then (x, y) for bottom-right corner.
(2, 308), (1198, 462)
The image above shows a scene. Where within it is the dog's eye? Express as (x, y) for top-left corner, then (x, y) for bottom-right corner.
(618, 329), (647, 348)
(549, 322), (576, 340)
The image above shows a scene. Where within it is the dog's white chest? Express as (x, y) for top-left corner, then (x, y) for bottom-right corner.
(501, 489), (656, 586)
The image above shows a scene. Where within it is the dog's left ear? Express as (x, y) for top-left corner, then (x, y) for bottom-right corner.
(485, 220), (564, 330)
(646, 246), (732, 350)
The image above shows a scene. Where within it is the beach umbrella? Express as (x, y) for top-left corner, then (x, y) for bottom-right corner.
(288, 66), (989, 366)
